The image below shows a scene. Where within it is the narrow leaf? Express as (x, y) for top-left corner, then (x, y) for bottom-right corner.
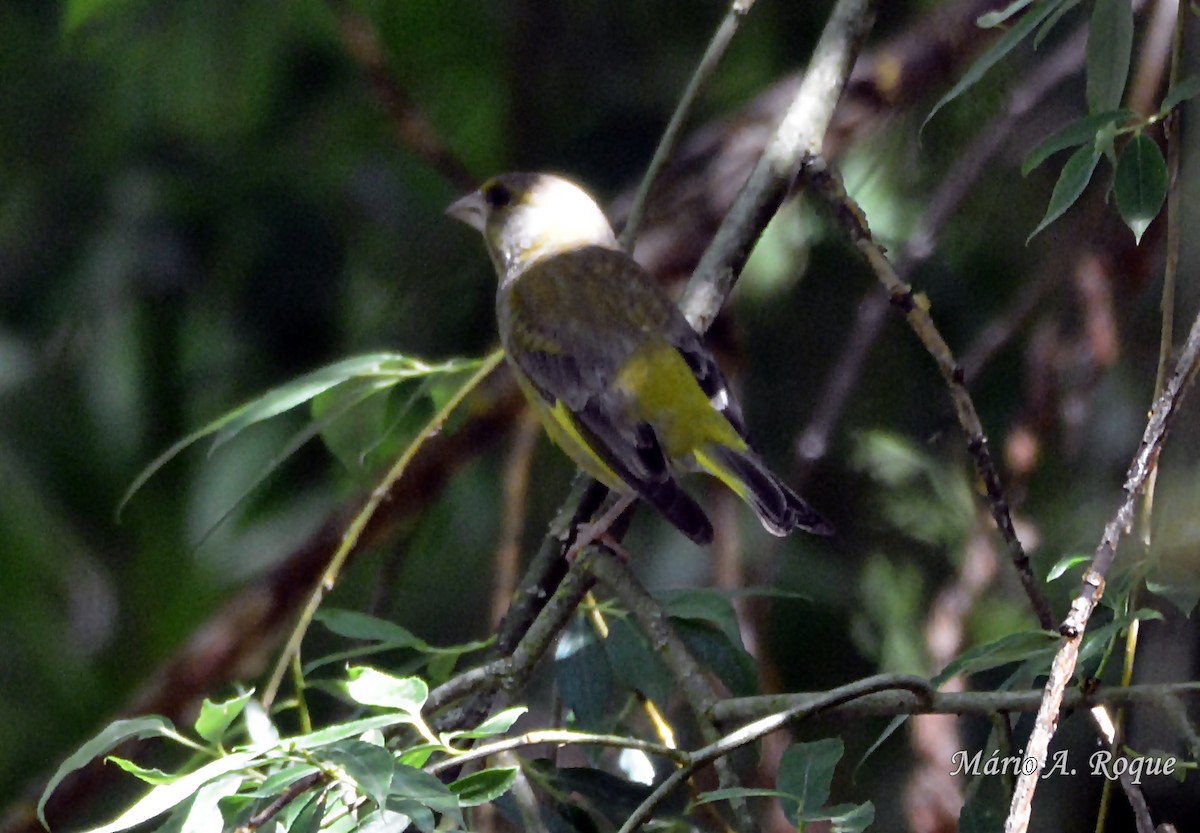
(778, 738), (844, 817)
(105, 758), (175, 785)
(315, 610), (429, 649)
(1027, 143), (1102, 241)
(695, 787), (789, 806)
(977, 0), (1035, 28)
(288, 714), (411, 749)
(178, 774), (243, 833)
(323, 741), (395, 809)
(1046, 553), (1091, 581)
(39, 717), (178, 828)
(449, 768), (518, 807)
(118, 353), (478, 515)
(344, 667), (429, 714)
(1033, 0), (1081, 47)
(1086, 0), (1133, 113)
(1021, 109), (1132, 175)
(1114, 133), (1167, 243)
(388, 766), (461, 818)
(73, 752), (260, 833)
(1159, 75), (1200, 114)
(194, 691), (254, 745)
(934, 630), (1058, 685)
(453, 707), (528, 740)
(923, 0), (1064, 130)
(827, 801), (874, 833)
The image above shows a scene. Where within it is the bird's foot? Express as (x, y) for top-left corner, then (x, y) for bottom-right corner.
(565, 494), (636, 561)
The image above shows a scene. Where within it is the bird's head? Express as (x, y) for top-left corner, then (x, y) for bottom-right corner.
(447, 173), (619, 279)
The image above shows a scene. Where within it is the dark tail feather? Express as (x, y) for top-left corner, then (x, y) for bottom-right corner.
(704, 445), (834, 537)
(639, 479), (714, 545)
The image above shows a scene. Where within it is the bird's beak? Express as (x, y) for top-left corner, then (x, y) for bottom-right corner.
(445, 190), (487, 233)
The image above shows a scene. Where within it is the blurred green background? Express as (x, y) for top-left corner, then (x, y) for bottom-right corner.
(3, 1), (1199, 830)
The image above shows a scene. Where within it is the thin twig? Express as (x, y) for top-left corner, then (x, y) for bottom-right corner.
(713, 681), (1200, 722)
(681, 0), (877, 332)
(1003, 301), (1200, 831)
(261, 350), (506, 708)
(801, 162), (1055, 630)
(618, 675), (933, 833)
(620, 0), (757, 250)
(426, 729), (687, 775)
(238, 772), (326, 833)
(588, 550), (754, 833)
(432, 554), (598, 727)
(797, 22), (1088, 471)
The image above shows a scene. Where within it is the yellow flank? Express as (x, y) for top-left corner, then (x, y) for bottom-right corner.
(614, 341), (747, 462)
(510, 368), (628, 491)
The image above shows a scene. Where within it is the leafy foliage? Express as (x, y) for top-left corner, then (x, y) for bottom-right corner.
(8, 0), (1200, 831)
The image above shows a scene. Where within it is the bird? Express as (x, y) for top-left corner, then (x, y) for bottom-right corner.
(447, 172), (833, 547)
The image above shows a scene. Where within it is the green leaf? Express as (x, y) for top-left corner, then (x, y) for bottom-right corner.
(249, 764), (320, 798)
(1086, 0), (1133, 114)
(959, 767), (1011, 833)
(824, 801), (874, 833)
(856, 713), (908, 776)
(39, 716), (179, 828)
(344, 667), (429, 714)
(105, 758), (176, 786)
(449, 767), (518, 807)
(194, 691), (254, 745)
(288, 714), (412, 750)
(1114, 133), (1167, 243)
(119, 353), (480, 516)
(555, 623), (617, 731)
(322, 740), (395, 809)
(388, 765), (461, 819)
(315, 610), (429, 649)
(176, 773), (243, 833)
(934, 630), (1058, 685)
(1022, 110), (1133, 175)
(660, 588), (743, 647)
(383, 799), (434, 833)
(451, 707), (528, 740)
(397, 744), (439, 769)
(923, 0), (1064, 130)
(288, 794), (326, 833)
(977, 0), (1035, 28)
(358, 808), (412, 833)
(1034, 0), (1081, 47)
(674, 619), (758, 697)
(1146, 561), (1200, 616)
(694, 787), (790, 805)
(778, 738), (844, 819)
(71, 751), (261, 833)
(1046, 553), (1092, 581)
(604, 617), (673, 705)
(1027, 143), (1102, 241)
(1159, 75), (1200, 115)
(310, 377), (402, 475)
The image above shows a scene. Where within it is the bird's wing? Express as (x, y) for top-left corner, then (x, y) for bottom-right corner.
(665, 320), (746, 438)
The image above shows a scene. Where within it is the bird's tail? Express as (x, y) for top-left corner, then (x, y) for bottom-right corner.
(638, 480), (714, 545)
(696, 444), (834, 537)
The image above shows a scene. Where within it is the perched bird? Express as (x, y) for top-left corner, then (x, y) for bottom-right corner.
(447, 172), (832, 546)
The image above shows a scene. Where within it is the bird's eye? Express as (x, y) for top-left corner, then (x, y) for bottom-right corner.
(484, 183), (513, 209)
